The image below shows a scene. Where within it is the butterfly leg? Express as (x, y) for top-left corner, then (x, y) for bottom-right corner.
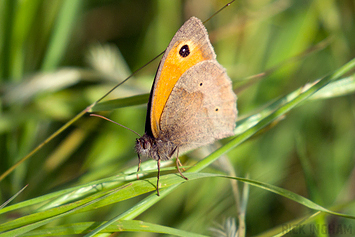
(137, 154), (141, 180)
(156, 158), (161, 196)
(177, 158), (185, 172)
(176, 148), (188, 180)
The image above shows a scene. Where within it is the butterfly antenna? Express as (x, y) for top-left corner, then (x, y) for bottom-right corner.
(90, 114), (141, 137)
(203, 0), (236, 24)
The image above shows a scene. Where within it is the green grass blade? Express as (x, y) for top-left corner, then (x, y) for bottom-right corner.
(41, 0), (82, 71)
(0, 185), (28, 210)
(310, 74), (355, 100)
(21, 220), (208, 237)
(0, 0), (17, 80)
(10, 0), (42, 79)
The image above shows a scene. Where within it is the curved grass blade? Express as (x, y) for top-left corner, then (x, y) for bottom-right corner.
(224, 176), (354, 219)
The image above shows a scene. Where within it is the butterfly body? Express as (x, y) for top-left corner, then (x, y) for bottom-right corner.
(136, 133), (176, 161)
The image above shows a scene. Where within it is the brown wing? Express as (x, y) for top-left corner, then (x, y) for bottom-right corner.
(159, 60), (237, 154)
(148, 17), (216, 138)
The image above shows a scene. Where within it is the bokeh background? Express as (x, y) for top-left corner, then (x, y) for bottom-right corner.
(1, 0), (355, 236)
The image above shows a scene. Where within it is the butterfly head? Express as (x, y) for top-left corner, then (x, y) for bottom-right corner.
(135, 134), (153, 158)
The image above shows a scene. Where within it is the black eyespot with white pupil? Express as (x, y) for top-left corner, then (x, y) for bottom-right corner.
(179, 45), (190, 57)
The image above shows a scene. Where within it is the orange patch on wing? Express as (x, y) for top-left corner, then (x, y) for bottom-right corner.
(150, 40), (212, 138)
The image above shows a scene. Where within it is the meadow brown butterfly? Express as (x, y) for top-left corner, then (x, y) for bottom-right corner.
(135, 17), (237, 195)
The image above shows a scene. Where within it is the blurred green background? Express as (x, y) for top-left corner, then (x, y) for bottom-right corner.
(1, 0), (355, 236)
